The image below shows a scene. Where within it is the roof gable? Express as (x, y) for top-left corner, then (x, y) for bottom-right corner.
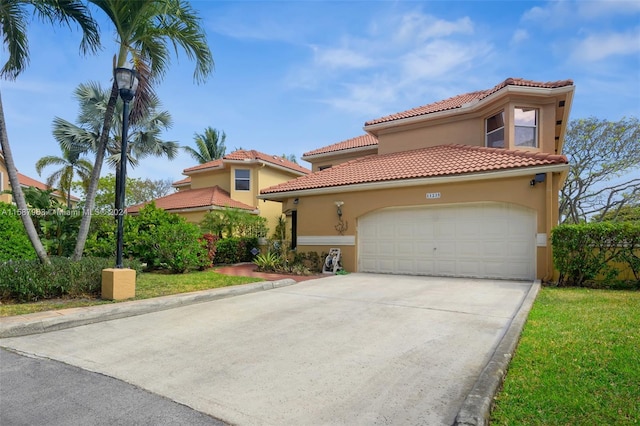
(261, 144), (567, 195)
(183, 149), (310, 175)
(16, 172), (79, 201)
(365, 77), (574, 126)
(127, 185), (256, 213)
(302, 134), (378, 158)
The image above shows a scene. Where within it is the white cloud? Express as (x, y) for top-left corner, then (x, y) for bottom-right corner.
(522, 0), (640, 25)
(570, 28), (640, 62)
(511, 29), (529, 44)
(289, 10), (491, 116)
(521, 2), (573, 27)
(400, 40), (491, 82)
(314, 47), (373, 70)
(392, 13), (474, 43)
(576, 0), (640, 19)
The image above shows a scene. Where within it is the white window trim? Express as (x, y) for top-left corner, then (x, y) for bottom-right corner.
(485, 110), (505, 148)
(514, 107), (539, 148)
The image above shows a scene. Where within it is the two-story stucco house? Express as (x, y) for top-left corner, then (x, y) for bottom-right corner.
(128, 149), (310, 233)
(260, 78), (575, 281)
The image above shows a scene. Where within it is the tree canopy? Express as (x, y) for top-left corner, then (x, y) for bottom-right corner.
(73, 174), (174, 210)
(560, 117), (640, 224)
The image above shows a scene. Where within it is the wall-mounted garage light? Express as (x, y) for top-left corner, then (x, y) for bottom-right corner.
(530, 173), (546, 187)
(335, 201), (344, 217)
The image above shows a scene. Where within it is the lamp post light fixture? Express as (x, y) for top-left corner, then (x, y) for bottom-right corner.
(114, 66), (139, 268)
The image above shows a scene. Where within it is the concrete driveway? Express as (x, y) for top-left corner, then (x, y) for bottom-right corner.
(0, 274), (533, 425)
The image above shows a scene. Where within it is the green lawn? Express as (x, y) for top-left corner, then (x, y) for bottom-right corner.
(491, 287), (640, 425)
(0, 269), (263, 317)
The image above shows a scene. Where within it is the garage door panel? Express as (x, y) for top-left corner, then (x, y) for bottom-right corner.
(358, 202), (536, 280)
(435, 259), (457, 276)
(436, 241), (456, 257)
(457, 241), (483, 256)
(458, 260), (483, 276)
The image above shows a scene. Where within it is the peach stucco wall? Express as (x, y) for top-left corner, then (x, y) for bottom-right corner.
(288, 171), (564, 280)
(189, 171), (229, 191)
(178, 164), (306, 235)
(0, 159), (10, 203)
(376, 98), (558, 156)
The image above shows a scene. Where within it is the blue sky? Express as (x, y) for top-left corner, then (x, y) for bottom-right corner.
(2, 0), (639, 186)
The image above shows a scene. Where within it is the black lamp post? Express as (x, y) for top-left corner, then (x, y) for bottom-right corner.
(114, 66), (139, 268)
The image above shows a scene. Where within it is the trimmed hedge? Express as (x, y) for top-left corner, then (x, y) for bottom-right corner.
(214, 237), (259, 265)
(552, 222), (640, 288)
(0, 257), (142, 302)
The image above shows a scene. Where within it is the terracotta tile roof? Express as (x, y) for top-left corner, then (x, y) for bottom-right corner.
(172, 176), (191, 187)
(17, 172), (80, 201)
(127, 186), (256, 213)
(365, 77), (574, 126)
(303, 134), (379, 157)
(183, 149), (310, 175)
(261, 144), (568, 194)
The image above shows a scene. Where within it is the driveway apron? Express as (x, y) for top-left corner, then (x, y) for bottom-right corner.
(0, 274), (532, 426)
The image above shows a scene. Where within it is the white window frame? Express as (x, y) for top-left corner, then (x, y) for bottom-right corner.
(485, 110), (505, 148)
(235, 169), (250, 191)
(514, 107), (538, 148)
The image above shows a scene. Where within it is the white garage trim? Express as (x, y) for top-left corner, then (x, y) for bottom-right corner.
(298, 236), (356, 246)
(357, 202), (536, 280)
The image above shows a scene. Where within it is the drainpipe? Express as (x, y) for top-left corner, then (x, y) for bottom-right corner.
(543, 171), (554, 282)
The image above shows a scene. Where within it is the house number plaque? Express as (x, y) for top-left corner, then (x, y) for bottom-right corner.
(426, 192), (441, 199)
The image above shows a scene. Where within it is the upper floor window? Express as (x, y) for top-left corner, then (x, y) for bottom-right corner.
(486, 111), (505, 148)
(235, 169), (250, 191)
(514, 107), (538, 148)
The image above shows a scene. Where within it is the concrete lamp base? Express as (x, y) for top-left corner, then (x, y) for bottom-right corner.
(102, 268), (136, 300)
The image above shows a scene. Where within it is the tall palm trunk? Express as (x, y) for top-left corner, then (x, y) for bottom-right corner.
(0, 93), (50, 264)
(72, 81), (119, 260)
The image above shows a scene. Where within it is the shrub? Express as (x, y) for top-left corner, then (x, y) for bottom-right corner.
(126, 203), (209, 273)
(293, 251), (324, 273)
(200, 233), (219, 268)
(213, 237), (259, 265)
(552, 222), (640, 287)
(200, 208), (267, 238)
(0, 202), (36, 261)
(83, 215), (117, 258)
(0, 257), (142, 302)
(254, 251), (282, 272)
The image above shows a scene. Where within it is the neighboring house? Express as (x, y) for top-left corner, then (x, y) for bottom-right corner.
(0, 151), (79, 206)
(260, 77), (575, 281)
(0, 151), (9, 204)
(128, 149), (310, 233)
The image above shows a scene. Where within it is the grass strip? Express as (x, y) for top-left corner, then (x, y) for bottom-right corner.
(491, 287), (640, 425)
(0, 269), (263, 317)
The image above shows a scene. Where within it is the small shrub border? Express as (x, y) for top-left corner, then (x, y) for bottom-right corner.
(0, 257), (142, 303)
(214, 237), (259, 265)
(552, 222), (640, 288)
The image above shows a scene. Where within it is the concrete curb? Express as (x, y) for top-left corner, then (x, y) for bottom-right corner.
(0, 279), (296, 339)
(453, 280), (541, 426)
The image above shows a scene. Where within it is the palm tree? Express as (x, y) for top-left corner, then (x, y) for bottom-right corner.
(35, 148), (93, 209)
(52, 81), (178, 210)
(0, 0), (100, 264)
(184, 127), (226, 164)
(73, 0), (214, 260)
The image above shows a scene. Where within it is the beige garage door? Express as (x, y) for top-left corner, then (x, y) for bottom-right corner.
(358, 202), (536, 280)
